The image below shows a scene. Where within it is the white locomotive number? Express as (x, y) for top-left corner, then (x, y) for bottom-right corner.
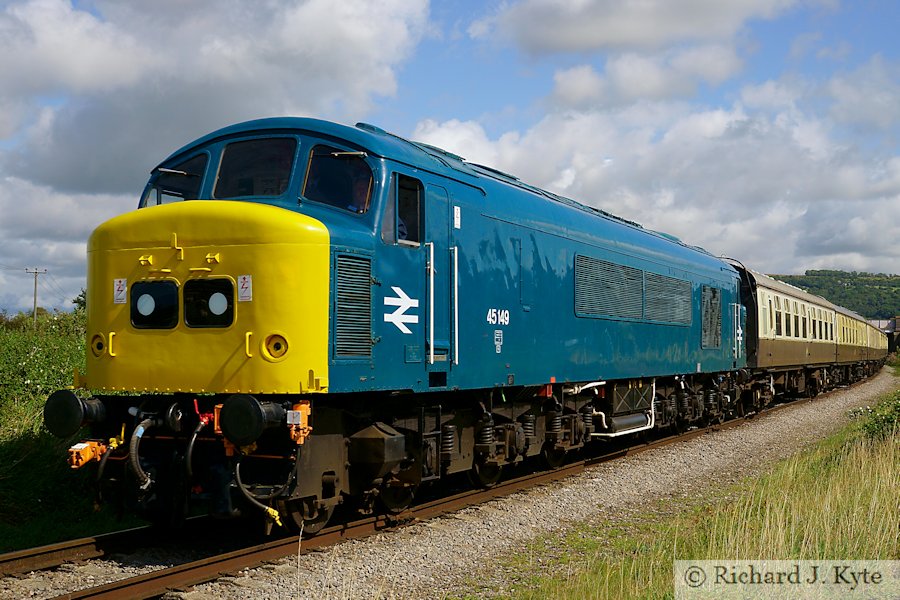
(486, 308), (510, 326)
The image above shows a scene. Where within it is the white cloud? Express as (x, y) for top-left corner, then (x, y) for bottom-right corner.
(550, 66), (606, 110)
(0, 0), (157, 98)
(550, 46), (742, 109)
(0, 176), (131, 311)
(412, 119), (500, 166)
(828, 56), (900, 132)
(741, 80), (802, 111)
(670, 44), (742, 85)
(472, 0), (803, 53)
(0, 0), (429, 194)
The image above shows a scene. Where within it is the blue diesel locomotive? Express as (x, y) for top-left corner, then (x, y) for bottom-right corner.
(43, 118), (887, 532)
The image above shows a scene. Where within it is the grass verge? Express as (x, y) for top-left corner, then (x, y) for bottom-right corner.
(485, 387), (899, 600)
(0, 311), (139, 552)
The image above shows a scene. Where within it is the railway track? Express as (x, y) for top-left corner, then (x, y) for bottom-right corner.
(0, 526), (151, 578)
(2, 390), (838, 599)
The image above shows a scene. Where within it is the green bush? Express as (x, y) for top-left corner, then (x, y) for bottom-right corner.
(849, 390), (900, 440)
(0, 309), (86, 417)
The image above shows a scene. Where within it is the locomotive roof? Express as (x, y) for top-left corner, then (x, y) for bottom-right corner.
(159, 117), (719, 261)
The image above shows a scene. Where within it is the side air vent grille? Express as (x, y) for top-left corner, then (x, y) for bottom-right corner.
(645, 272), (692, 324)
(575, 255), (642, 319)
(335, 255), (372, 357)
(574, 254), (694, 325)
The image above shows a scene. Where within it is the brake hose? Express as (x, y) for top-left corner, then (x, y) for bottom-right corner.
(128, 417), (156, 490)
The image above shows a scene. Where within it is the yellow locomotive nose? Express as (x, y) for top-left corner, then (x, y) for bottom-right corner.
(84, 201), (330, 394)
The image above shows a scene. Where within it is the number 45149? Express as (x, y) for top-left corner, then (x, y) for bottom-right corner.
(486, 308), (510, 326)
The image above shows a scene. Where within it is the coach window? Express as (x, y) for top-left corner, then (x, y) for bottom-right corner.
(768, 298), (774, 335)
(775, 297), (783, 337)
(382, 174), (422, 246)
(785, 301), (792, 337)
(801, 305), (807, 339)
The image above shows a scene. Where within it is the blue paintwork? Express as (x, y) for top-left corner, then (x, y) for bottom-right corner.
(146, 117), (746, 395)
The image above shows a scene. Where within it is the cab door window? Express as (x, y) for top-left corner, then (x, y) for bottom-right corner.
(382, 174), (422, 245)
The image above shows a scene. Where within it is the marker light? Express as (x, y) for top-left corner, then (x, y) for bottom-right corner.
(263, 334), (289, 361)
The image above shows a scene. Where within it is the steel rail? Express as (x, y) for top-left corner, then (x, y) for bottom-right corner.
(0, 526), (149, 577)
(0, 517), (218, 578)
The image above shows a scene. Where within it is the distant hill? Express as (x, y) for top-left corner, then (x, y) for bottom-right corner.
(769, 270), (900, 320)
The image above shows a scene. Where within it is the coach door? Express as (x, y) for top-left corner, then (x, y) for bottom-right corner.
(422, 185), (453, 387)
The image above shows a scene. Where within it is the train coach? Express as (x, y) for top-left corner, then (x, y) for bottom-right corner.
(732, 267), (887, 406)
(43, 118), (887, 532)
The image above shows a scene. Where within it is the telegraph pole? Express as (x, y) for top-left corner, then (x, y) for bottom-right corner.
(25, 268), (47, 329)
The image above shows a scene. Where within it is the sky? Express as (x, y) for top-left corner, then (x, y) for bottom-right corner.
(0, 0), (898, 313)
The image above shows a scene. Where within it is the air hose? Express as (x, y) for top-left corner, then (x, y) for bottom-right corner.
(185, 420), (206, 479)
(128, 417), (156, 490)
(233, 456), (294, 527)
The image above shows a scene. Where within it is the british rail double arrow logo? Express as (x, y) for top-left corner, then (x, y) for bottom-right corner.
(384, 286), (419, 334)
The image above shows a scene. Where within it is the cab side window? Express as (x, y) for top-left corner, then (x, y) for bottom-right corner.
(141, 153), (208, 207)
(382, 174), (422, 245)
(302, 145), (372, 213)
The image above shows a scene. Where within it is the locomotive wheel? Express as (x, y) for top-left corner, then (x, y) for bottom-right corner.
(806, 379), (820, 398)
(379, 483), (416, 514)
(469, 460), (503, 488)
(284, 498), (334, 536)
(541, 443), (567, 469)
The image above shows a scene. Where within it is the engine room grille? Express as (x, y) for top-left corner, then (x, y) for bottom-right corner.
(645, 272), (692, 324)
(575, 254), (692, 325)
(335, 254), (372, 357)
(575, 255), (643, 320)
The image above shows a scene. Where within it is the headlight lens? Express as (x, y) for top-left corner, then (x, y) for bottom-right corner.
(184, 279), (234, 328)
(130, 281), (178, 329)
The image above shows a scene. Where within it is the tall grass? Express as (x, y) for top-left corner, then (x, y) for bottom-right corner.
(504, 390), (900, 600)
(0, 310), (139, 551)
